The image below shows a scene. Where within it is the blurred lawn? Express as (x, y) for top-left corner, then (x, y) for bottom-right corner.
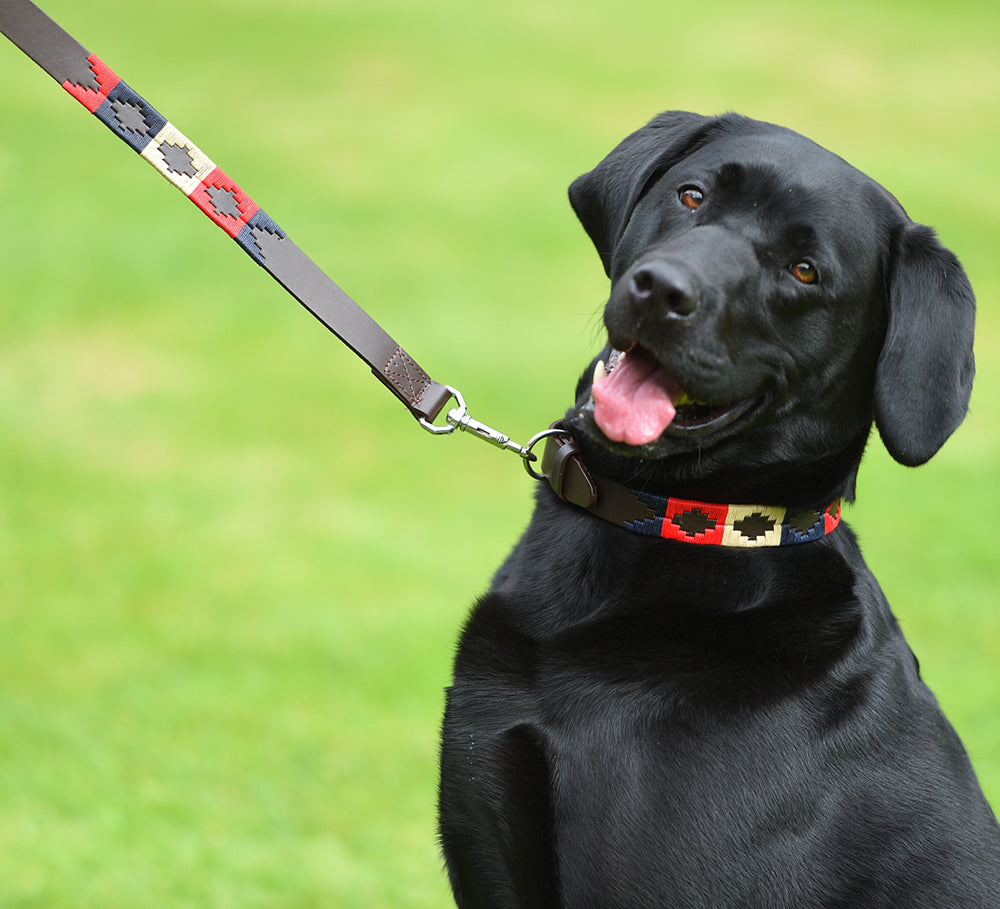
(1, 0), (998, 904)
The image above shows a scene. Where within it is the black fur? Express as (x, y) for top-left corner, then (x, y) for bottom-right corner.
(439, 111), (999, 907)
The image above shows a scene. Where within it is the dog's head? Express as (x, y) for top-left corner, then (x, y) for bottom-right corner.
(565, 111), (975, 503)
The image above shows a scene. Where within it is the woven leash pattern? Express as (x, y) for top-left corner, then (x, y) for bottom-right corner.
(1, 0), (455, 424)
(62, 54), (290, 268)
(58, 55), (442, 409)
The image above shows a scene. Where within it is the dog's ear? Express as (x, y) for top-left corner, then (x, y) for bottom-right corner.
(874, 223), (975, 466)
(568, 111), (716, 277)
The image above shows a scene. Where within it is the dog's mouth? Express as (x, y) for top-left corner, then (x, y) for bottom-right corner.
(589, 345), (756, 446)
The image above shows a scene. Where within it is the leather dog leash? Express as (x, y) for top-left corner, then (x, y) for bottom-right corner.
(2, 1), (842, 548)
(0, 0), (534, 452)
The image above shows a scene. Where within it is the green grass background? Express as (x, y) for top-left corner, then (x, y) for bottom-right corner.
(1, 0), (998, 904)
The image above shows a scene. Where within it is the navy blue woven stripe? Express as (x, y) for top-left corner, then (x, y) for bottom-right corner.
(238, 210), (287, 265)
(780, 512), (826, 545)
(94, 80), (167, 153)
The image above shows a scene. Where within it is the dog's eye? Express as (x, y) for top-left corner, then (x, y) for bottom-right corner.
(790, 262), (818, 285)
(679, 187), (704, 210)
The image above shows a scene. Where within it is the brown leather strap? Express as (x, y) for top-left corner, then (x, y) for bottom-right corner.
(0, 0), (452, 426)
(252, 228), (453, 422)
(539, 426), (656, 526)
(540, 433), (598, 508)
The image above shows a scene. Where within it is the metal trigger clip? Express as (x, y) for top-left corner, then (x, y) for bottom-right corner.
(419, 385), (564, 477)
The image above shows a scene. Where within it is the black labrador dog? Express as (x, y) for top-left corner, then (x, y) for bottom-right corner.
(438, 111), (1000, 908)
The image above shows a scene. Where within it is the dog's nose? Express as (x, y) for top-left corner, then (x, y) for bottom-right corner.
(629, 261), (698, 318)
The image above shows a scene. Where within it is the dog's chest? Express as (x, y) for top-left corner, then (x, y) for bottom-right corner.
(536, 682), (839, 907)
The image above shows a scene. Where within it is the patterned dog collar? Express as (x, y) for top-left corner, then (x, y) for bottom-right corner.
(625, 492), (842, 547)
(539, 427), (842, 547)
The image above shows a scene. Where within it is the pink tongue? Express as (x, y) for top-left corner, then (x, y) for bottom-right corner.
(592, 348), (679, 446)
